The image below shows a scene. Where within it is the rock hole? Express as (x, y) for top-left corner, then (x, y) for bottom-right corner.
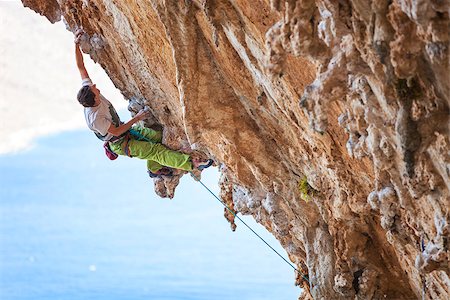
(164, 106), (170, 115)
(352, 269), (364, 294)
(257, 91), (267, 105)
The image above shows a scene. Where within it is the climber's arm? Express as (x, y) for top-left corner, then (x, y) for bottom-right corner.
(75, 43), (90, 80)
(107, 110), (151, 136)
(74, 29), (90, 80)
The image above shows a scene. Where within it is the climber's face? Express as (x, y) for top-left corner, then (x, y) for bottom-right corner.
(90, 84), (100, 96)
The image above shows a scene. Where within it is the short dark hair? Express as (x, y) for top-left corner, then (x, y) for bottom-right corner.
(77, 86), (95, 107)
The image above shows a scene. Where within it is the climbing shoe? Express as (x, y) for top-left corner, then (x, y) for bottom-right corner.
(148, 167), (174, 178)
(195, 159), (214, 171)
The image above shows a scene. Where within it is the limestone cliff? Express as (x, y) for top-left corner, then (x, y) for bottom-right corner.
(22, 1), (449, 299)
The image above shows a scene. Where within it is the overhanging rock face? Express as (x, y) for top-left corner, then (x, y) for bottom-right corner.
(23, 1), (449, 298)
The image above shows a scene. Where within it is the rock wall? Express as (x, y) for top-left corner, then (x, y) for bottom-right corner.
(22, 0), (449, 299)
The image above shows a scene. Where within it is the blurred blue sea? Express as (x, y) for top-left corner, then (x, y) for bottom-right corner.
(0, 130), (299, 300)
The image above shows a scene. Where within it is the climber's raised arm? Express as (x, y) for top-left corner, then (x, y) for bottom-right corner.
(74, 30), (89, 80)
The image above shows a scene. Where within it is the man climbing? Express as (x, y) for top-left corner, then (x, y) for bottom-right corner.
(74, 30), (213, 177)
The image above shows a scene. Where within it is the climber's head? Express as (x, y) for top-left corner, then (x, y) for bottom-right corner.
(77, 84), (100, 107)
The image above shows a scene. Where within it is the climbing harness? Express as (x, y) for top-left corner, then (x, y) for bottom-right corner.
(122, 132), (132, 157)
(189, 171), (310, 284)
(121, 128), (152, 158)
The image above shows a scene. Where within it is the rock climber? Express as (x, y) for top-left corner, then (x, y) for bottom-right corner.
(74, 30), (213, 177)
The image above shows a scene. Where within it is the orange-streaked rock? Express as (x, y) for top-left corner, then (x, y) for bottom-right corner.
(22, 0), (449, 298)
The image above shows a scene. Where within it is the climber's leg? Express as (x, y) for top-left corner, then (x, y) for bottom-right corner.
(147, 160), (164, 173)
(132, 126), (162, 143)
(127, 139), (193, 171)
(109, 138), (212, 173)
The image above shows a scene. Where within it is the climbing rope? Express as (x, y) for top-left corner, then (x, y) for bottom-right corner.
(190, 171), (310, 284)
